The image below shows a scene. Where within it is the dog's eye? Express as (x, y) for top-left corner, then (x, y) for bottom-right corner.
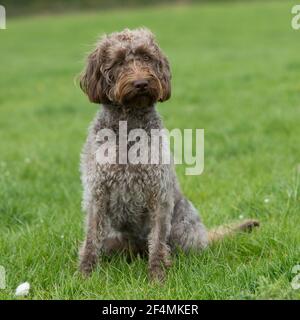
(143, 54), (151, 61)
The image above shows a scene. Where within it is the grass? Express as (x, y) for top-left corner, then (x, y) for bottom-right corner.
(0, 0), (300, 300)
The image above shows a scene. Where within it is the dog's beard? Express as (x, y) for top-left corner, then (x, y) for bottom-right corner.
(121, 89), (158, 107)
(113, 75), (163, 108)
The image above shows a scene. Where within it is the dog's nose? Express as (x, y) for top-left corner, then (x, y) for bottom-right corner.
(133, 79), (148, 91)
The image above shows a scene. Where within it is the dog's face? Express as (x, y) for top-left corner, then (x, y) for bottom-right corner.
(80, 28), (171, 108)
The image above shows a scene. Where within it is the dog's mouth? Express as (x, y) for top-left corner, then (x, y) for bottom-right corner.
(121, 89), (157, 107)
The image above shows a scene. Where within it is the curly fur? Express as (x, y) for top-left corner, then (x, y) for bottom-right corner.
(78, 28), (259, 281)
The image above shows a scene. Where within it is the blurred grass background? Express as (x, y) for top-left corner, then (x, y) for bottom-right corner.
(0, 0), (300, 299)
(2, 0), (283, 15)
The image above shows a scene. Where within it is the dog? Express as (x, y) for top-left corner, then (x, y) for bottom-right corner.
(78, 28), (259, 281)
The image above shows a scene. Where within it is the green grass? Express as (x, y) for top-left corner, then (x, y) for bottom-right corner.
(1, 1), (300, 299)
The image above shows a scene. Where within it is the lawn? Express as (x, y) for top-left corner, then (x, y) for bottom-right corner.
(0, 0), (300, 299)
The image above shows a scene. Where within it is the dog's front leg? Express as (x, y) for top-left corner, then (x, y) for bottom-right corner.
(79, 197), (108, 276)
(148, 204), (172, 282)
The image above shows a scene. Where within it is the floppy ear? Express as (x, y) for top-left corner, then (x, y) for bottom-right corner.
(149, 31), (172, 102)
(80, 46), (109, 104)
(158, 54), (171, 102)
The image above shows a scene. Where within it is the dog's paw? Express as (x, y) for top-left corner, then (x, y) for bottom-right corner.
(149, 265), (166, 283)
(79, 263), (93, 277)
(79, 257), (97, 277)
(163, 257), (172, 269)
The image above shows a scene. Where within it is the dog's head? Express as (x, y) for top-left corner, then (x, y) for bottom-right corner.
(80, 28), (171, 108)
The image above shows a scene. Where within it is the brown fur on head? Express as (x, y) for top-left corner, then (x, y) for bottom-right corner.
(80, 28), (171, 108)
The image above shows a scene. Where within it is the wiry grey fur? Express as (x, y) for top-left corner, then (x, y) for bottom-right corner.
(78, 28), (259, 281)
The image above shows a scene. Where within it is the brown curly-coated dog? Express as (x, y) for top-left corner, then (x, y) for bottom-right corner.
(78, 28), (259, 282)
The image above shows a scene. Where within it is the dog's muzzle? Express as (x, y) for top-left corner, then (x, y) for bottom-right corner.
(114, 71), (163, 107)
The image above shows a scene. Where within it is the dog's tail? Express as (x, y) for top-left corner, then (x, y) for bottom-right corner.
(207, 219), (260, 244)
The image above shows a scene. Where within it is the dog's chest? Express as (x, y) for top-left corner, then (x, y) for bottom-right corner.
(104, 164), (166, 233)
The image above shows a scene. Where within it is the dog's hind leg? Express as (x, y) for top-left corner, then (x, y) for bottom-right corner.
(170, 198), (209, 252)
(170, 198), (259, 252)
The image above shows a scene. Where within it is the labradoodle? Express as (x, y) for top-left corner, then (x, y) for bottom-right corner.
(78, 28), (259, 281)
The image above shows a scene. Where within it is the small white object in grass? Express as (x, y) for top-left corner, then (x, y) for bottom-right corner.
(264, 198), (270, 204)
(15, 282), (30, 296)
(239, 214), (244, 220)
(24, 157), (31, 164)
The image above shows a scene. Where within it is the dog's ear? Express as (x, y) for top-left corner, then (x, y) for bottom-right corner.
(80, 44), (109, 104)
(158, 54), (171, 102)
(141, 28), (171, 102)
